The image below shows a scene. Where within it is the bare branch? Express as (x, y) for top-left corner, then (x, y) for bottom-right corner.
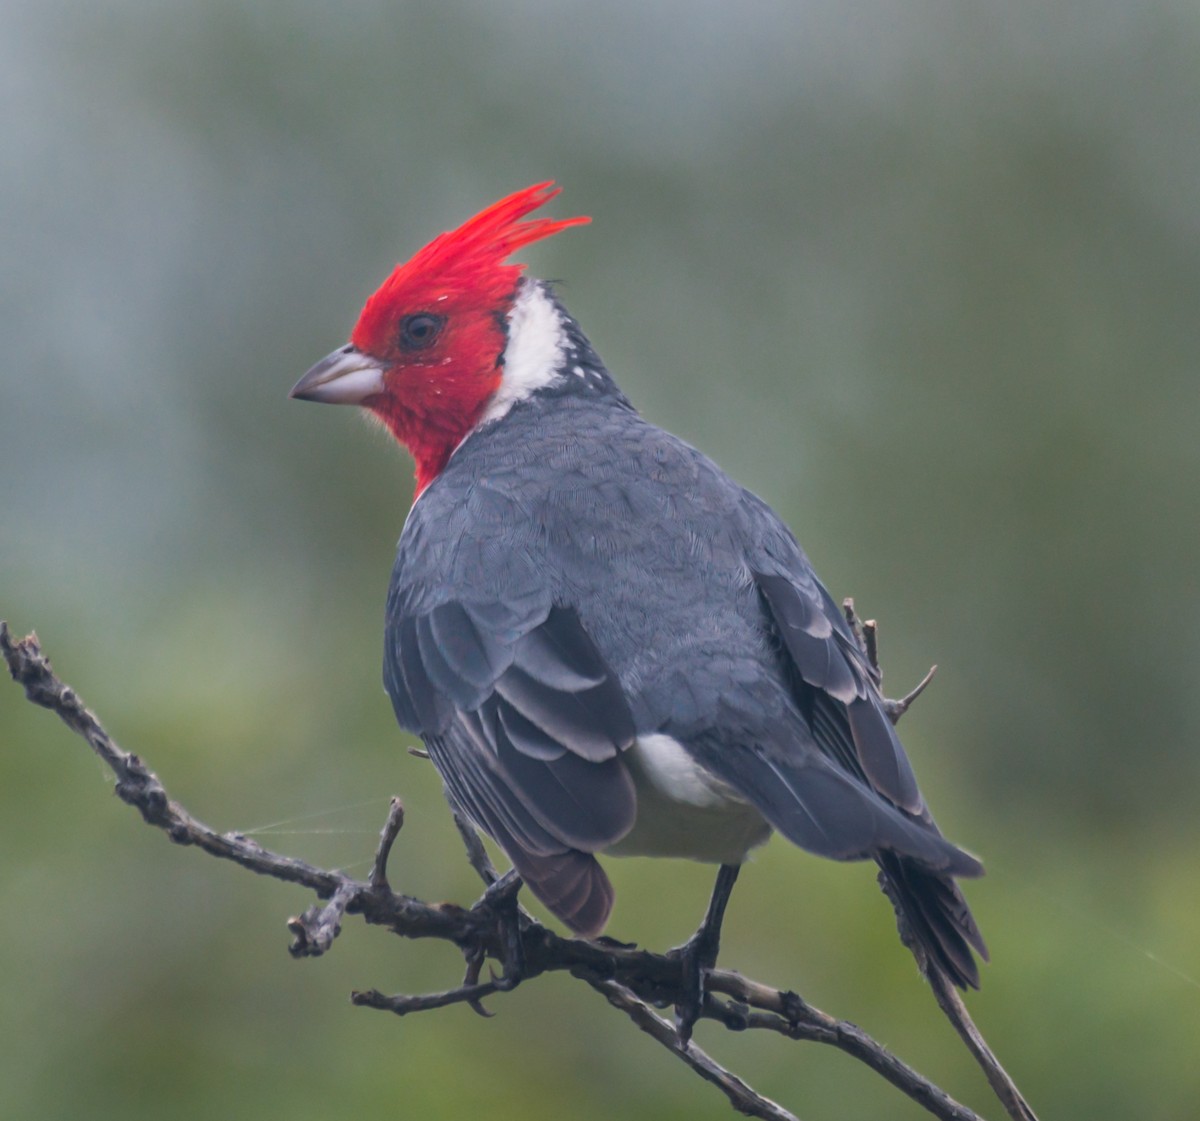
(370, 797), (406, 891)
(927, 970), (1038, 1121)
(3, 620), (1020, 1121)
(703, 973), (984, 1121)
(288, 879), (358, 958)
(583, 976), (802, 1121)
(837, 612), (1032, 1121)
(0, 623), (481, 945)
(884, 663), (939, 725)
(454, 811), (500, 886)
(353, 978), (504, 1016)
(843, 597), (879, 679)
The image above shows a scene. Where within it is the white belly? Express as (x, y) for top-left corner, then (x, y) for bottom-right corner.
(606, 734), (772, 864)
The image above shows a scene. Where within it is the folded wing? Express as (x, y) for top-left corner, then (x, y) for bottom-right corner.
(751, 567), (988, 987)
(385, 598), (637, 936)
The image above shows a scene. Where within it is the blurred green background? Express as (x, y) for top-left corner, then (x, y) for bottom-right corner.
(3, 2), (1199, 1118)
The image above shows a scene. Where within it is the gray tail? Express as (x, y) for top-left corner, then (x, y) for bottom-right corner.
(876, 852), (988, 989)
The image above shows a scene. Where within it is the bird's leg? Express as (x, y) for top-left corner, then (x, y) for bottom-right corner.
(669, 863), (740, 1045)
(478, 868), (526, 990)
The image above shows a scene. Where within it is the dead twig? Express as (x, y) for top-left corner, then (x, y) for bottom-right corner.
(370, 797), (406, 891)
(840, 603), (1034, 1121)
(583, 975), (802, 1121)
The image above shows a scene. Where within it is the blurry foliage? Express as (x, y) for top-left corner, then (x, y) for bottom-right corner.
(3, 1), (1200, 1119)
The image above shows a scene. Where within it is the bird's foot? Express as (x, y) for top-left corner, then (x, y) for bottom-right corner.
(476, 868), (526, 991)
(668, 864), (740, 1045)
(668, 924), (720, 1046)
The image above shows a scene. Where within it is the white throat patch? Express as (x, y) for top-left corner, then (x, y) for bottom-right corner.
(478, 281), (567, 427)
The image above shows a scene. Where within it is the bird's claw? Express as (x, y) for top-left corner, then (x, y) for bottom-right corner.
(460, 948), (495, 1018)
(669, 927), (720, 1045)
(477, 869), (526, 991)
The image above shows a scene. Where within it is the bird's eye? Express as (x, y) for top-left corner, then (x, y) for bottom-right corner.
(399, 313), (445, 351)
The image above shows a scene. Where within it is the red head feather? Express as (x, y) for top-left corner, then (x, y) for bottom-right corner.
(347, 182), (589, 494)
(351, 182), (589, 354)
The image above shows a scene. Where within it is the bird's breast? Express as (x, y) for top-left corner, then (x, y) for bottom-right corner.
(605, 734), (772, 864)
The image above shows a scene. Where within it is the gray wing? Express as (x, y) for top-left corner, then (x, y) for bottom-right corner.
(754, 569), (923, 815)
(737, 567), (973, 870)
(749, 548), (987, 987)
(384, 596), (637, 937)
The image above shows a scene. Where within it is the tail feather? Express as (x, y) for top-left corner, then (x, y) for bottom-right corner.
(511, 847), (615, 939)
(876, 852), (988, 989)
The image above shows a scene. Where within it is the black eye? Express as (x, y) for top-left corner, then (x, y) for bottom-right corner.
(399, 312), (445, 351)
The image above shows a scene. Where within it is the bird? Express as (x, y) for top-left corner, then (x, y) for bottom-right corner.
(291, 181), (987, 1036)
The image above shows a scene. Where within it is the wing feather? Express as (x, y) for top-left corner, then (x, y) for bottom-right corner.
(428, 600), (508, 690)
(756, 570), (922, 813)
(386, 598), (638, 931)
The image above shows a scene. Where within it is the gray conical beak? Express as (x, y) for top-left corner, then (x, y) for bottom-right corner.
(290, 346), (386, 405)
